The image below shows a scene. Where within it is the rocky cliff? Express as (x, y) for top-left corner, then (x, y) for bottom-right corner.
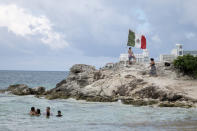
(44, 63), (197, 108)
(1, 62), (197, 108)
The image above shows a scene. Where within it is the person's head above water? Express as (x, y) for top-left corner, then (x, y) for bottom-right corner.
(29, 107), (36, 115)
(46, 107), (50, 111)
(31, 107), (35, 112)
(56, 110), (62, 117)
(36, 109), (41, 115)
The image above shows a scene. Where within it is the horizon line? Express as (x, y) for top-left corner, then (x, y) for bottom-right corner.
(0, 69), (69, 72)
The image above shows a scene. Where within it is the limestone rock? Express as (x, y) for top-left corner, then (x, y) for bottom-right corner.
(70, 64), (96, 74)
(7, 84), (31, 95)
(8, 84), (28, 91)
(6, 62), (197, 108)
(32, 86), (46, 95)
(5, 84), (46, 95)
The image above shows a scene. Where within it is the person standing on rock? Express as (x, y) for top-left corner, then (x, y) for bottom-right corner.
(149, 58), (157, 76)
(128, 47), (136, 64)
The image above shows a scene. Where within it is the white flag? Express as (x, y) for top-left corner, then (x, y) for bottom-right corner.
(135, 34), (141, 48)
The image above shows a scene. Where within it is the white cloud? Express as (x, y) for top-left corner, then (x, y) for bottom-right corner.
(0, 4), (68, 49)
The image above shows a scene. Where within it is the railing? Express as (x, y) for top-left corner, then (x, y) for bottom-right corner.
(119, 53), (149, 64)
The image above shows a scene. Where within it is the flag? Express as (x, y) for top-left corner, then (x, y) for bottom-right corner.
(127, 29), (146, 49)
(141, 35), (146, 49)
(127, 30), (135, 47)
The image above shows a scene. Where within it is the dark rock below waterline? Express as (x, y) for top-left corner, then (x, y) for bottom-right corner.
(159, 101), (194, 108)
(121, 98), (159, 106)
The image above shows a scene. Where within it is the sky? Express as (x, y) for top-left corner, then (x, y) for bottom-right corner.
(0, 0), (197, 71)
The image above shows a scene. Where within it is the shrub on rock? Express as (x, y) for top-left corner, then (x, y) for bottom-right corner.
(174, 54), (197, 78)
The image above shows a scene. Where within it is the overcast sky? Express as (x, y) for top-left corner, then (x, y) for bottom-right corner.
(0, 0), (197, 71)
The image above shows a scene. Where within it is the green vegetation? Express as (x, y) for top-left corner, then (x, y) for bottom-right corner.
(173, 54), (197, 78)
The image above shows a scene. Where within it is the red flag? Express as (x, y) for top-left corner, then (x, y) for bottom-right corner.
(141, 35), (146, 49)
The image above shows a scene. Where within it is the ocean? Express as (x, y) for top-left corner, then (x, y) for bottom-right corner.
(0, 70), (197, 131)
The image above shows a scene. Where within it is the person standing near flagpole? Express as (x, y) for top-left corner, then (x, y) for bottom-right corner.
(127, 29), (147, 64)
(128, 47), (136, 64)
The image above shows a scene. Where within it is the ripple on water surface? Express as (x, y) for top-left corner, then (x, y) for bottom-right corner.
(0, 94), (197, 131)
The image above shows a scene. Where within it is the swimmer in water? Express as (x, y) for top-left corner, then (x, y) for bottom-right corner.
(36, 109), (41, 116)
(46, 107), (51, 117)
(56, 111), (62, 117)
(29, 107), (36, 116)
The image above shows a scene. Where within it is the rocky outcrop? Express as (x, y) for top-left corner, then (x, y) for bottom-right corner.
(46, 64), (102, 98)
(2, 84), (46, 95)
(2, 63), (197, 108)
(44, 63), (197, 108)
(7, 84), (30, 95)
(32, 86), (46, 95)
(134, 86), (184, 101)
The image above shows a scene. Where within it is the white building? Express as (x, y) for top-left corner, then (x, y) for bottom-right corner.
(159, 54), (176, 62)
(171, 44), (183, 56)
(160, 44), (183, 62)
(119, 49), (149, 64)
(160, 44), (197, 62)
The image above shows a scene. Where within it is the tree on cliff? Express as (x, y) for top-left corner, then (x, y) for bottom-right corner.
(173, 54), (197, 78)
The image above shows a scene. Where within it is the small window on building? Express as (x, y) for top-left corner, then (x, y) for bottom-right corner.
(179, 51), (182, 55)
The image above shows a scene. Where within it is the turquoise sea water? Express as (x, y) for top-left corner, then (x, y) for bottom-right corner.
(0, 70), (68, 89)
(0, 71), (197, 131)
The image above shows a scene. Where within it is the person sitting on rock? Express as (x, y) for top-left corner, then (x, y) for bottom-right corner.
(128, 47), (136, 65)
(56, 110), (62, 117)
(149, 58), (157, 76)
(36, 109), (41, 116)
(29, 107), (36, 116)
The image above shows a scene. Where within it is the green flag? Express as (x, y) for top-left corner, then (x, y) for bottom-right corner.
(127, 29), (135, 47)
